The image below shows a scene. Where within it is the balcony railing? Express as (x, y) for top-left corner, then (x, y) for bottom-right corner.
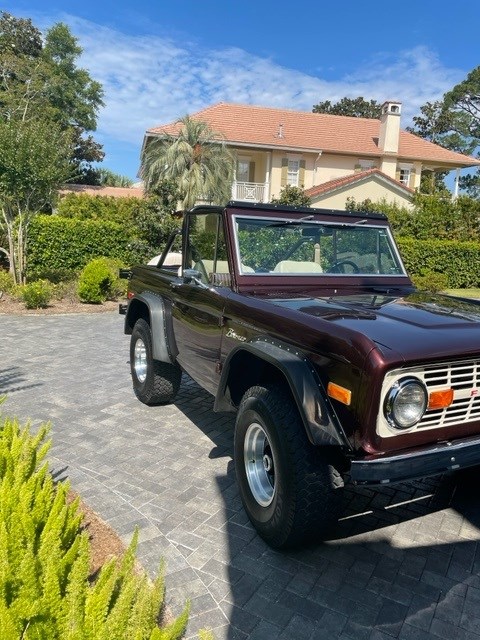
(232, 182), (268, 203)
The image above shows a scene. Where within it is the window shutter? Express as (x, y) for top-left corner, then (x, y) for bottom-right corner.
(249, 161), (256, 183)
(395, 169), (401, 182)
(299, 159), (306, 188)
(354, 164), (362, 174)
(281, 158), (288, 187)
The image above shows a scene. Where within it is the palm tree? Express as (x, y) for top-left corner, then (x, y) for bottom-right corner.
(141, 116), (234, 209)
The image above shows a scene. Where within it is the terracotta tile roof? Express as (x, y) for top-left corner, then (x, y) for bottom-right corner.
(147, 103), (480, 168)
(60, 184), (144, 198)
(305, 168), (414, 198)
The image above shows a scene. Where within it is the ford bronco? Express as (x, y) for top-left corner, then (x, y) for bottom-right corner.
(121, 201), (480, 548)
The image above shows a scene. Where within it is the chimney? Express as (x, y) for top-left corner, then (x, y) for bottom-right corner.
(379, 101), (402, 154)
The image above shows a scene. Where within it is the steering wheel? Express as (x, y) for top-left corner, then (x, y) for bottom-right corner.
(327, 259), (360, 274)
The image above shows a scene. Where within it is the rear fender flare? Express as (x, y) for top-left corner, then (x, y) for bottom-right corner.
(216, 337), (350, 449)
(125, 292), (178, 363)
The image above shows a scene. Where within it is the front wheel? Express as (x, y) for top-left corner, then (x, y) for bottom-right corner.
(234, 385), (344, 548)
(130, 318), (181, 405)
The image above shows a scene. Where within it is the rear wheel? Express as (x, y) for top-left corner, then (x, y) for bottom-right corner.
(234, 384), (343, 548)
(130, 318), (181, 405)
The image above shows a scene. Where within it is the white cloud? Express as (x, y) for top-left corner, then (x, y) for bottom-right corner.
(57, 16), (465, 152)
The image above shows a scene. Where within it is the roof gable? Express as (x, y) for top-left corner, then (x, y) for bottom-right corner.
(304, 169), (414, 198)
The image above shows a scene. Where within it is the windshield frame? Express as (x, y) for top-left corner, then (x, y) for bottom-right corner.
(231, 214), (408, 279)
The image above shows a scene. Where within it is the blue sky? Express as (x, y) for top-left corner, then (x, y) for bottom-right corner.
(4, 1), (479, 180)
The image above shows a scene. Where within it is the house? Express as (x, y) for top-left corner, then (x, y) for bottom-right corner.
(145, 102), (480, 209)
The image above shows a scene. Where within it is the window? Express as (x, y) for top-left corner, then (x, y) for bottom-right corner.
(398, 165), (412, 186)
(186, 213), (229, 285)
(358, 159), (375, 170)
(234, 216), (405, 276)
(237, 159), (250, 183)
(287, 159), (299, 186)
(399, 168), (410, 185)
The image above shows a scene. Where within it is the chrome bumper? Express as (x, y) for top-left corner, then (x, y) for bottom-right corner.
(350, 434), (480, 485)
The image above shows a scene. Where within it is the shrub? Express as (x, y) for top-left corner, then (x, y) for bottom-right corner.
(397, 237), (480, 289)
(0, 269), (15, 294)
(411, 270), (449, 293)
(77, 257), (126, 303)
(0, 409), (190, 639)
(18, 279), (53, 309)
(27, 215), (147, 280)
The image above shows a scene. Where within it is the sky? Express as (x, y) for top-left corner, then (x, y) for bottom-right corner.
(4, 1), (479, 181)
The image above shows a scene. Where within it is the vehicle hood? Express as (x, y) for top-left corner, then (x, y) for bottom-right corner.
(269, 292), (480, 362)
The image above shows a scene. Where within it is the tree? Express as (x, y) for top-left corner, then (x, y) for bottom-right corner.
(97, 168), (134, 187)
(141, 116), (234, 209)
(271, 185), (311, 207)
(312, 97), (382, 119)
(0, 118), (72, 284)
(443, 66), (480, 198)
(0, 12), (104, 183)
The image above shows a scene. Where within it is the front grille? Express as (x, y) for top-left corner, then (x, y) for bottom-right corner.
(378, 359), (480, 437)
(419, 360), (480, 429)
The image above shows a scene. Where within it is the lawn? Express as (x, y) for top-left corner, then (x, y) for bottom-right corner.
(445, 289), (480, 299)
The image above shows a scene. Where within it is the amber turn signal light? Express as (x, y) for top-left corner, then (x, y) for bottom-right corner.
(428, 389), (454, 410)
(327, 382), (352, 406)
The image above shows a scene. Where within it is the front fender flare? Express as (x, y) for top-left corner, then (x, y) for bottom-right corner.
(125, 292), (178, 363)
(216, 337), (351, 449)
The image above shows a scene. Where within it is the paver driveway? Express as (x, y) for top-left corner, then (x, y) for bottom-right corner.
(2, 311), (480, 639)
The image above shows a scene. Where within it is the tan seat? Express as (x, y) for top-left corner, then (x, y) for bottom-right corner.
(273, 260), (323, 273)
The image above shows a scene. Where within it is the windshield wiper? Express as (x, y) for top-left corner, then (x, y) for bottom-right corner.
(267, 215), (314, 228)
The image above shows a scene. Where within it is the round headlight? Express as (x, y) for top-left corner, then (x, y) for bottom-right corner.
(384, 377), (427, 429)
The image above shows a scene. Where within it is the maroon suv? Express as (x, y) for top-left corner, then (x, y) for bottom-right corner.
(121, 201), (480, 548)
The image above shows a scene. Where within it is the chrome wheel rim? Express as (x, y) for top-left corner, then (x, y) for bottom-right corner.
(134, 338), (147, 383)
(244, 422), (275, 507)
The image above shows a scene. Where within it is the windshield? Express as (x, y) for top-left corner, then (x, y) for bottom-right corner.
(234, 216), (405, 276)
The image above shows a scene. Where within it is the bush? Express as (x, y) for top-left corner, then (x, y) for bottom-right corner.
(0, 269), (15, 294)
(18, 279), (53, 309)
(397, 237), (480, 289)
(0, 409), (190, 639)
(411, 270), (449, 293)
(27, 215), (147, 280)
(56, 192), (141, 228)
(77, 257), (126, 303)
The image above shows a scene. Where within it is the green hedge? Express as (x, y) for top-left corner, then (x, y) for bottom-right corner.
(397, 237), (480, 288)
(27, 215), (146, 280)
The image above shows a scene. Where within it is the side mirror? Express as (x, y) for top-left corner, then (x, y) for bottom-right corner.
(183, 268), (204, 284)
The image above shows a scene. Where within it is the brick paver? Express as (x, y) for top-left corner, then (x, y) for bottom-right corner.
(2, 312), (480, 639)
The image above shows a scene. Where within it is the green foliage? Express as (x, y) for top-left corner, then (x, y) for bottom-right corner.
(18, 279), (53, 308)
(0, 412), (190, 639)
(141, 116), (234, 208)
(0, 117), (73, 284)
(56, 192), (140, 227)
(0, 11), (42, 56)
(271, 185), (311, 207)
(411, 270), (449, 293)
(443, 65), (480, 141)
(77, 257), (126, 304)
(398, 237), (480, 289)
(346, 194), (480, 242)
(97, 168), (134, 187)
(0, 12), (104, 181)
(411, 65), (480, 199)
(0, 269), (15, 293)
(27, 215), (144, 280)
(312, 96), (382, 119)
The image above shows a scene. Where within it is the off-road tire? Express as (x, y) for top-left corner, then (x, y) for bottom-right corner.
(234, 384), (344, 548)
(130, 318), (181, 405)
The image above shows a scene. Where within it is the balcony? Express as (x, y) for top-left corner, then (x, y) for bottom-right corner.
(232, 181), (268, 203)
